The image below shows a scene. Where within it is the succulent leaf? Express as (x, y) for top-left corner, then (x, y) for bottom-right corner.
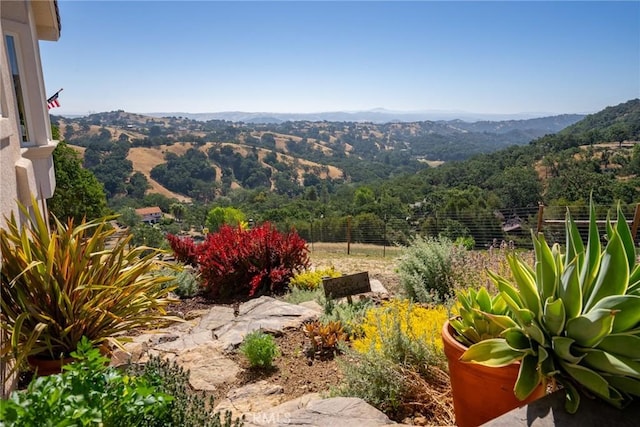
(582, 349), (640, 379)
(564, 209), (585, 272)
(533, 233), (557, 302)
(558, 377), (581, 414)
(508, 255), (541, 317)
(565, 309), (615, 347)
(584, 232), (629, 312)
(559, 360), (612, 402)
(543, 297), (566, 336)
(579, 202), (602, 305)
(602, 374), (640, 398)
(597, 333), (640, 359)
(559, 258), (582, 320)
(523, 321), (547, 346)
(461, 339), (523, 367)
(514, 354), (542, 400)
(504, 328), (531, 350)
(552, 336), (583, 364)
(615, 205), (635, 271)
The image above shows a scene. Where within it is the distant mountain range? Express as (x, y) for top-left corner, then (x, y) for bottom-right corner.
(143, 109), (584, 124)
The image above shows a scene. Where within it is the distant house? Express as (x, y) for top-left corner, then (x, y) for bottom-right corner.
(136, 206), (163, 224)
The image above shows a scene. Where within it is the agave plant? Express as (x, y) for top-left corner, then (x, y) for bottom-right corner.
(462, 202), (640, 413)
(0, 200), (179, 376)
(449, 287), (516, 347)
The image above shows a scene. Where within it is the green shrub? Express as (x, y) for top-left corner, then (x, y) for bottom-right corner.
(289, 267), (341, 290)
(333, 299), (450, 422)
(397, 236), (465, 303)
(239, 330), (280, 368)
(281, 286), (324, 305)
(352, 299), (448, 372)
(161, 267), (200, 298)
(126, 355), (243, 427)
(333, 352), (406, 416)
(0, 337), (173, 426)
(321, 296), (372, 338)
(205, 206), (246, 233)
(454, 235), (475, 250)
(1, 338), (243, 427)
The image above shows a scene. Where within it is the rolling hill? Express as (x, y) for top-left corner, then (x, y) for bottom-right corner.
(52, 110), (583, 202)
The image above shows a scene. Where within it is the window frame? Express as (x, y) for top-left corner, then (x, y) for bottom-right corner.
(4, 32), (30, 143)
(2, 16), (53, 149)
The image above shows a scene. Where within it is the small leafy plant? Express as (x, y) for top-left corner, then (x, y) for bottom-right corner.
(282, 286), (324, 305)
(159, 267), (200, 298)
(397, 236), (465, 303)
(239, 330), (280, 369)
(449, 287), (514, 347)
(1, 338), (243, 427)
(0, 337), (173, 426)
(303, 320), (348, 360)
(321, 296), (372, 338)
(289, 267), (341, 291)
(126, 354), (243, 427)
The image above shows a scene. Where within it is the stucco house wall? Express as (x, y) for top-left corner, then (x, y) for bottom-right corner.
(1, 0), (61, 396)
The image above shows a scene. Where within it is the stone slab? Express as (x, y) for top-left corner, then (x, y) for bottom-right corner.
(245, 396), (392, 427)
(174, 342), (240, 391)
(214, 380), (287, 417)
(369, 279), (388, 294)
(213, 297), (319, 350)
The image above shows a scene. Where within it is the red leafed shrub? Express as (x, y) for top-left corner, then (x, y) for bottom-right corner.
(166, 233), (197, 266)
(167, 223), (309, 300)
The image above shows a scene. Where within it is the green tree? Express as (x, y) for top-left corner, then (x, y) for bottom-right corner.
(48, 141), (107, 223)
(130, 224), (165, 249)
(118, 207), (141, 228)
(127, 172), (149, 199)
(354, 186), (375, 207)
(489, 166), (542, 208)
(169, 203), (187, 222)
(205, 206), (246, 232)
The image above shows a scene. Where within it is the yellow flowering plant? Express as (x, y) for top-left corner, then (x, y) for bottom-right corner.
(353, 299), (448, 355)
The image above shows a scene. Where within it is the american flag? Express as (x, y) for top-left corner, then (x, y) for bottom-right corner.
(47, 89), (62, 109)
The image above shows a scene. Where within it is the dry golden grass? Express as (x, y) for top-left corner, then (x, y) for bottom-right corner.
(125, 140), (344, 196)
(309, 242), (403, 294)
(127, 145), (192, 202)
(309, 243), (535, 298)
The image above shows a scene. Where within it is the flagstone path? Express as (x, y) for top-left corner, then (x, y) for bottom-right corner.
(111, 282), (407, 426)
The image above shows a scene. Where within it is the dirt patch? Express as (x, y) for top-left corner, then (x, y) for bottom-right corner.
(214, 327), (344, 406)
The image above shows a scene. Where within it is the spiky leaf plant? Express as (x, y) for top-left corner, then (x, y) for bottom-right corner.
(449, 287), (517, 347)
(461, 201), (640, 413)
(0, 199), (179, 376)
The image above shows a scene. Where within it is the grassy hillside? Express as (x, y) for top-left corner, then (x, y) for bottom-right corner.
(52, 109), (581, 202)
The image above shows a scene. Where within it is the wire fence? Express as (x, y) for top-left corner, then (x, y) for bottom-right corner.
(284, 203), (640, 257)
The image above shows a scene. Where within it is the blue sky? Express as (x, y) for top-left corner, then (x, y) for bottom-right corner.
(40, 1), (640, 117)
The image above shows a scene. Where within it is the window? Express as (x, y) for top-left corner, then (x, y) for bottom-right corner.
(5, 34), (29, 142)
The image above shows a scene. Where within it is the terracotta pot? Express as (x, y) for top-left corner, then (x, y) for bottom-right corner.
(27, 354), (75, 376)
(442, 321), (545, 427)
(27, 344), (111, 377)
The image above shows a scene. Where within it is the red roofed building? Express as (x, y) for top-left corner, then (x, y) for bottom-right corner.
(135, 206), (163, 224)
